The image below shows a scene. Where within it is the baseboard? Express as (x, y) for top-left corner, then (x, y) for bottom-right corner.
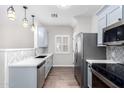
(53, 65), (74, 67)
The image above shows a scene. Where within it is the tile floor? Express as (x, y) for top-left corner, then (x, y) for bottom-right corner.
(43, 67), (80, 88)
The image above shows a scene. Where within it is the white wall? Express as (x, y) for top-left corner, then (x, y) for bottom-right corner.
(91, 15), (98, 33)
(45, 25), (73, 66)
(73, 16), (92, 36)
(73, 15), (98, 36)
(0, 52), (5, 88)
(0, 5), (34, 48)
(0, 17), (34, 48)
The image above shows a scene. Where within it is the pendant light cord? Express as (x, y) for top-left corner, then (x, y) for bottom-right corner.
(31, 15), (35, 25)
(23, 6), (28, 19)
(25, 8), (26, 18)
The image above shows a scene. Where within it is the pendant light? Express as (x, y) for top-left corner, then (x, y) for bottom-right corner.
(23, 6), (28, 28)
(7, 6), (16, 21)
(31, 15), (35, 32)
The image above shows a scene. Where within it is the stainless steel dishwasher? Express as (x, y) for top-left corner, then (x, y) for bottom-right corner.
(37, 61), (45, 88)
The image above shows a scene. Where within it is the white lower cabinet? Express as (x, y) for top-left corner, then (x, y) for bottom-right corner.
(9, 54), (53, 88)
(9, 67), (37, 88)
(45, 55), (53, 78)
(37, 63), (45, 88)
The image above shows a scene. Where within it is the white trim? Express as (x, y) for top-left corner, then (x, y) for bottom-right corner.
(4, 52), (8, 88)
(53, 65), (74, 67)
(0, 48), (34, 52)
(96, 5), (108, 15)
(34, 24), (38, 48)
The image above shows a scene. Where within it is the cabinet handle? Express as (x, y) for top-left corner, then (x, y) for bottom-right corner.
(118, 18), (121, 21)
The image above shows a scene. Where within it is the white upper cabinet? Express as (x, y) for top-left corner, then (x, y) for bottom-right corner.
(34, 26), (48, 48)
(107, 6), (122, 26)
(37, 27), (48, 47)
(96, 6), (108, 46)
(97, 15), (107, 46)
(96, 5), (123, 46)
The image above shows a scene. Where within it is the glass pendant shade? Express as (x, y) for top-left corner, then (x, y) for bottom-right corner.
(31, 24), (35, 32)
(23, 18), (28, 28)
(7, 6), (16, 21)
(23, 6), (28, 28)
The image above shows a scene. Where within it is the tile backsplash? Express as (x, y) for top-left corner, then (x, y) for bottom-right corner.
(107, 46), (124, 63)
(35, 47), (48, 56)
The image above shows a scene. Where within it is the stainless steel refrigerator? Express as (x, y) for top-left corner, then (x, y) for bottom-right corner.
(74, 33), (106, 88)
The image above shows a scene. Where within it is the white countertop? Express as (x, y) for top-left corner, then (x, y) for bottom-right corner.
(9, 53), (53, 67)
(86, 59), (120, 64)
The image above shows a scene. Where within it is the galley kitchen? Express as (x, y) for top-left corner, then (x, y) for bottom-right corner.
(0, 5), (124, 88)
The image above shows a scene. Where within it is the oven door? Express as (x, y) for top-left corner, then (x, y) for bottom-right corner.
(91, 69), (109, 88)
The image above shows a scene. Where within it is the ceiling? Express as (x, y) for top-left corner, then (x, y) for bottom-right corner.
(0, 5), (101, 27)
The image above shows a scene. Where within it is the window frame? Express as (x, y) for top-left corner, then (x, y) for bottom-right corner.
(55, 35), (70, 54)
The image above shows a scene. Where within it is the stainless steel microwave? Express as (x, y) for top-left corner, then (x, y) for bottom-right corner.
(103, 21), (124, 45)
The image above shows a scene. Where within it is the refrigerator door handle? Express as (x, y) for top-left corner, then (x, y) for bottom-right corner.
(74, 43), (78, 63)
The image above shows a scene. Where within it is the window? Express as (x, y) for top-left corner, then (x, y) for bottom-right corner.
(55, 35), (70, 54)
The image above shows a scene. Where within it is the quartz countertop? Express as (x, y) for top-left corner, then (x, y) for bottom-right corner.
(86, 59), (120, 64)
(9, 53), (53, 67)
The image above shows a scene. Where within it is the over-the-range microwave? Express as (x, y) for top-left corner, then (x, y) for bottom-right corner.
(103, 21), (124, 45)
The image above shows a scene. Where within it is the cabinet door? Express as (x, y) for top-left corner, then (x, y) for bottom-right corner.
(97, 15), (107, 46)
(37, 64), (45, 88)
(45, 59), (49, 78)
(45, 55), (53, 78)
(107, 6), (122, 26)
(47, 56), (53, 74)
(37, 27), (48, 48)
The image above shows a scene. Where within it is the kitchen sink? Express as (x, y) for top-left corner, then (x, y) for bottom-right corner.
(35, 55), (47, 58)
